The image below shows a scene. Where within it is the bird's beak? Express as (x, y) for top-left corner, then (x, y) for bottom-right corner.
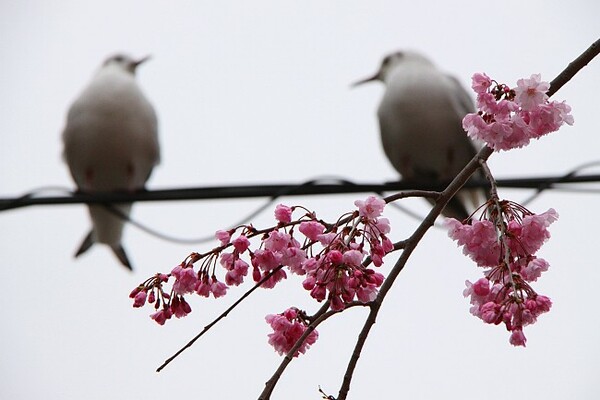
(351, 73), (380, 88)
(133, 55), (152, 69)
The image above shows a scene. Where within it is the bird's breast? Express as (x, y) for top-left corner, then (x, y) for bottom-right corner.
(377, 71), (472, 179)
(62, 75), (159, 191)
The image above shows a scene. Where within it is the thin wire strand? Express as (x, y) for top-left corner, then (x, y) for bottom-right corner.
(4, 172), (600, 211)
(520, 161), (600, 205)
(3, 170), (600, 244)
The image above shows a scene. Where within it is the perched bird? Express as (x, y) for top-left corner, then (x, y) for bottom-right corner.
(353, 50), (485, 219)
(62, 53), (160, 269)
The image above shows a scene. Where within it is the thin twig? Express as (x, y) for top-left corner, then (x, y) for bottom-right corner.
(156, 265), (285, 372)
(478, 160), (519, 293)
(383, 189), (441, 203)
(478, 159), (499, 200)
(547, 38), (600, 97)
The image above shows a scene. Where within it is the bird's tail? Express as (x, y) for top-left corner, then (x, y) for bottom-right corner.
(445, 172), (491, 221)
(441, 195), (472, 220)
(74, 230), (95, 258)
(74, 229), (133, 270)
(111, 245), (132, 270)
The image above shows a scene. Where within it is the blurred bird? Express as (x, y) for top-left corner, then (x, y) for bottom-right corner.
(353, 50), (485, 219)
(63, 53), (160, 270)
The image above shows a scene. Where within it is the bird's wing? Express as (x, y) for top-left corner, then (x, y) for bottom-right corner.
(133, 101), (160, 186)
(444, 74), (485, 156)
(444, 74), (490, 213)
(446, 74), (476, 115)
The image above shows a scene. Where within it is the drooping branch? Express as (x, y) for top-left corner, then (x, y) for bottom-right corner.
(335, 37), (600, 400)
(144, 38), (600, 399)
(335, 146), (494, 400)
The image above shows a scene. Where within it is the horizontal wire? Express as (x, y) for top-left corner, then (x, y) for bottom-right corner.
(2, 174), (600, 211)
(3, 171), (600, 245)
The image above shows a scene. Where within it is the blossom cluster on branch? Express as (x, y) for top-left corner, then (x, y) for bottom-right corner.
(131, 71), (574, 383)
(463, 73), (573, 151)
(131, 196), (392, 355)
(265, 307), (319, 356)
(445, 72), (570, 346)
(445, 202), (558, 346)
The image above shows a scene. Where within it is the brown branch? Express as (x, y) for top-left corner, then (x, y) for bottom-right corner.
(548, 38), (600, 97)
(334, 37), (600, 400)
(383, 189), (441, 203)
(335, 145), (494, 400)
(478, 159), (500, 201)
(157, 37), (600, 395)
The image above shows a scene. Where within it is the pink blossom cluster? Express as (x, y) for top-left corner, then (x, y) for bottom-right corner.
(131, 196), (393, 355)
(265, 307), (318, 356)
(129, 272), (191, 325)
(301, 197), (391, 311)
(463, 73), (573, 151)
(445, 201), (558, 346)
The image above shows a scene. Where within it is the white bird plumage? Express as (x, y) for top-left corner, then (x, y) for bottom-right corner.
(62, 53), (160, 269)
(354, 50), (485, 219)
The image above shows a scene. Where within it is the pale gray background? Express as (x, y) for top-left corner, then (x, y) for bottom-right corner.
(1, 1), (599, 399)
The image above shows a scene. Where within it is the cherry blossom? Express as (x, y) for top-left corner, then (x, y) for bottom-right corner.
(150, 309), (172, 326)
(447, 201), (557, 346)
(215, 229), (231, 245)
(354, 195), (386, 219)
(232, 235), (251, 253)
(445, 218), (500, 267)
(171, 295), (192, 318)
(132, 196), (393, 342)
(171, 264), (198, 295)
(299, 221), (326, 241)
(462, 73), (573, 151)
(265, 307), (318, 356)
(274, 204), (293, 224)
(224, 259), (249, 286)
(131, 290), (147, 308)
(471, 72), (492, 93)
(195, 276), (228, 298)
(127, 61), (581, 380)
(514, 74), (549, 111)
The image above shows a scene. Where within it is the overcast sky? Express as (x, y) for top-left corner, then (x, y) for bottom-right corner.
(1, 2), (599, 399)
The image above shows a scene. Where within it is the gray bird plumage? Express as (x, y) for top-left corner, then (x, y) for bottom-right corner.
(63, 53), (160, 269)
(354, 50), (486, 219)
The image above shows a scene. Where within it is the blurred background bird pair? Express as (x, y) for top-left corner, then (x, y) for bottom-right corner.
(62, 51), (484, 269)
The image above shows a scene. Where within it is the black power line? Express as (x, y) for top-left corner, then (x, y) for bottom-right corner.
(2, 174), (600, 212)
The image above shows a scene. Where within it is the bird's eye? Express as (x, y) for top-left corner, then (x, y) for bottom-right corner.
(113, 55), (124, 63)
